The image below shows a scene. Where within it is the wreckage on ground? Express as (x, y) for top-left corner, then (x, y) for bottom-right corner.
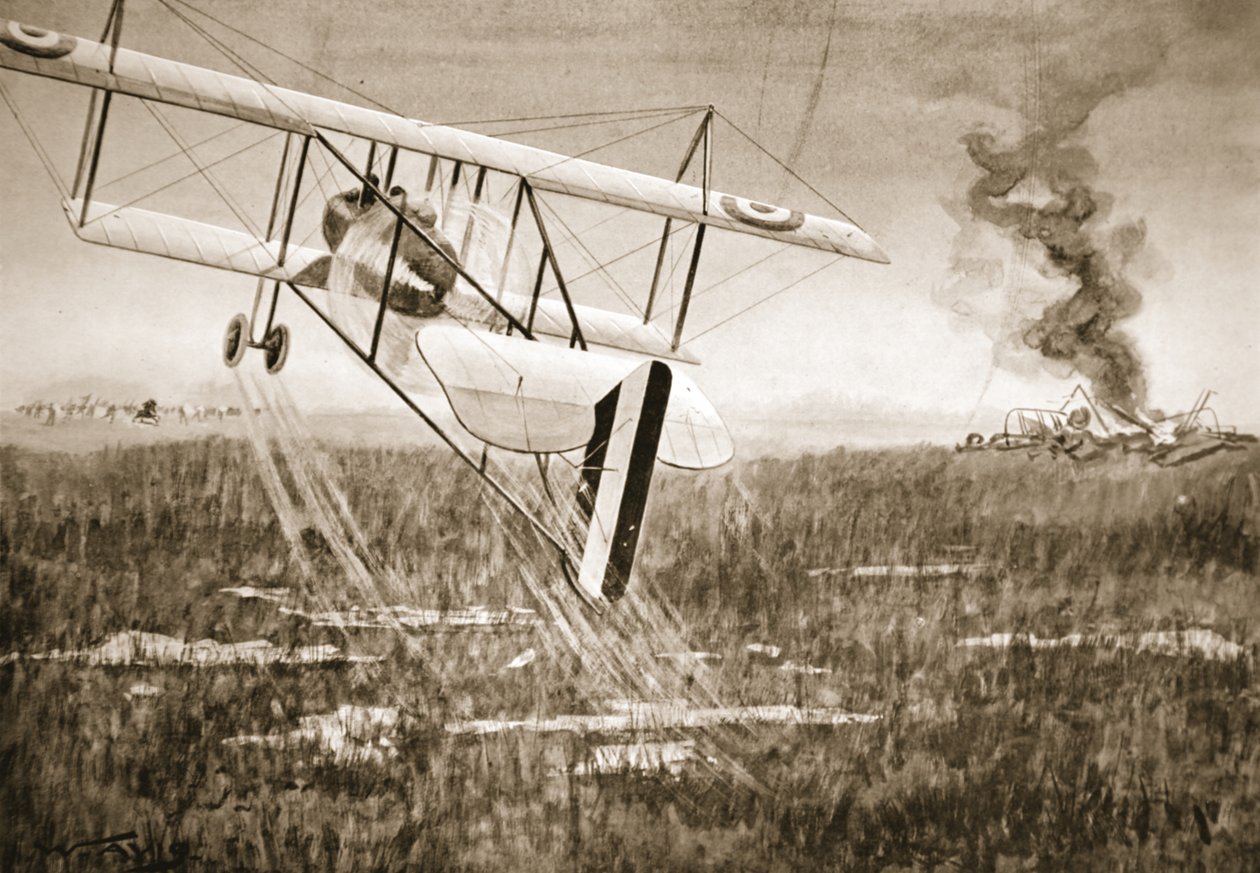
(958, 386), (1255, 467)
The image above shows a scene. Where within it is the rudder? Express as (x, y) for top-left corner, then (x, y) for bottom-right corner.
(575, 360), (672, 602)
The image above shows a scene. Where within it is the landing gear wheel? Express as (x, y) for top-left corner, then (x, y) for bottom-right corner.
(223, 313), (249, 368)
(263, 323), (290, 375)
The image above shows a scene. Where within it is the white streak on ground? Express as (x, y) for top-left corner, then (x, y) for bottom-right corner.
(502, 648), (537, 670)
(571, 741), (702, 776)
(9, 631), (382, 667)
(808, 563), (993, 578)
(654, 651), (723, 664)
(224, 705), (400, 765)
(280, 604), (539, 630)
(779, 661), (832, 675)
(123, 682), (164, 701)
(446, 700), (880, 736)
(219, 586), (293, 603)
(956, 628), (1249, 661)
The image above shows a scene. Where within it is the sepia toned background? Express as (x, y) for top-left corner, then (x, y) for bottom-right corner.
(1, 0), (1256, 441)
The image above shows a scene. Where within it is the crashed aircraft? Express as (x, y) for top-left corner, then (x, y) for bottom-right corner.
(958, 386), (1255, 467)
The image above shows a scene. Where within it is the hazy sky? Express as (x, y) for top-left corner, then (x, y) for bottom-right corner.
(1, 0), (1257, 431)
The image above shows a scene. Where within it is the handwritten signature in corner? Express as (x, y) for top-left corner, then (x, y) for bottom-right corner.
(32, 831), (196, 871)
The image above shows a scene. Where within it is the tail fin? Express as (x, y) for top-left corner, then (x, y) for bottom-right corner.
(575, 361), (672, 602)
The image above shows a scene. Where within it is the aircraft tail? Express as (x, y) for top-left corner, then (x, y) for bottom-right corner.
(574, 361), (672, 602)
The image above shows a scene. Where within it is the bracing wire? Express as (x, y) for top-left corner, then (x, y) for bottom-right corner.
(715, 110), (865, 231)
(658, 244), (792, 325)
(535, 195), (644, 318)
(477, 108), (705, 139)
(439, 104), (711, 129)
(171, 0), (705, 135)
(140, 100), (265, 239)
(156, 0), (348, 211)
(150, 0), (852, 358)
(95, 121), (252, 192)
(543, 221), (692, 296)
(687, 256), (842, 343)
(0, 81), (71, 199)
(74, 131), (283, 227)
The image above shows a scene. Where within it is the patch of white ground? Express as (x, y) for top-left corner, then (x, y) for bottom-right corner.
(278, 604), (539, 630)
(222, 702), (879, 770)
(445, 698), (880, 736)
(224, 705), (400, 765)
(957, 628), (1249, 661)
(2, 630), (382, 667)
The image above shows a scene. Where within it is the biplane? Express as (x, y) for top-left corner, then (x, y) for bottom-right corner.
(0, 5), (888, 605)
(959, 384), (1255, 467)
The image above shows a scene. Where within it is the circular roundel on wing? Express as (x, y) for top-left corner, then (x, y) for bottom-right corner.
(717, 194), (806, 232)
(1066, 406), (1091, 429)
(1, 22), (77, 59)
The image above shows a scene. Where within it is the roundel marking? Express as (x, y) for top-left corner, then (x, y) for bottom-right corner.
(1, 22), (77, 59)
(717, 194), (805, 232)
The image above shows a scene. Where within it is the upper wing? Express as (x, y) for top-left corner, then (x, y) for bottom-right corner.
(1, 19), (887, 263)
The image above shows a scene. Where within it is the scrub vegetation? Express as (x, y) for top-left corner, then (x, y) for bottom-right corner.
(2, 434), (1257, 871)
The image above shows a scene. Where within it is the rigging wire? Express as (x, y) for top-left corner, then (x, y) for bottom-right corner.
(0, 81), (70, 199)
(439, 105), (710, 129)
(140, 100), (266, 239)
(659, 243), (792, 325)
(157, 0), (348, 210)
(715, 110), (864, 231)
(524, 108), (703, 181)
(95, 120), (253, 192)
(535, 195), (643, 318)
(478, 107), (703, 139)
(153, 0), (844, 358)
(72, 131), (283, 227)
(545, 220), (691, 292)
(170, 0), (705, 134)
(687, 256), (842, 343)
(167, 0), (399, 115)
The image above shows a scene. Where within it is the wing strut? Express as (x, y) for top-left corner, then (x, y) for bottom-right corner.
(369, 193), (407, 360)
(276, 135), (310, 267)
(523, 181), (587, 351)
(671, 224), (707, 351)
(76, 91), (112, 227)
(72, 0), (127, 222)
(458, 166), (489, 261)
(496, 182), (526, 301)
(643, 108), (712, 323)
(383, 145), (399, 189)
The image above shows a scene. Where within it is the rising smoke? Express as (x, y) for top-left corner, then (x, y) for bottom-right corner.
(959, 127), (1149, 411)
(934, 5), (1194, 415)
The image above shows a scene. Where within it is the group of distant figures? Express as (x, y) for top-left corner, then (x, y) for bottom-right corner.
(15, 398), (242, 427)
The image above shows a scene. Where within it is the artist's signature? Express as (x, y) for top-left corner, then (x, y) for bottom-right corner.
(30, 831), (195, 871)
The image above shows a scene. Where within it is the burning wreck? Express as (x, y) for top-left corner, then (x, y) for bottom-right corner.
(940, 87), (1254, 471)
(959, 385), (1255, 467)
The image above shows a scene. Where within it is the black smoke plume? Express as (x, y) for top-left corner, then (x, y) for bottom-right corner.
(961, 127), (1148, 412)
